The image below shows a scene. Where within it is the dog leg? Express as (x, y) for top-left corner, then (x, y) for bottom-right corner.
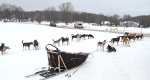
(28, 46), (30, 50)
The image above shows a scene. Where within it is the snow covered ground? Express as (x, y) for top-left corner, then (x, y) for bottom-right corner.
(0, 22), (150, 80)
(41, 21), (150, 34)
(51, 22), (150, 36)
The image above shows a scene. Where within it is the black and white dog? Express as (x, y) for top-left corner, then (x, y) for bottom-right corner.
(53, 39), (61, 45)
(97, 40), (106, 51)
(33, 40), (39, 50)
(0, 43), (10, 55)
(110, 37), (120, 45)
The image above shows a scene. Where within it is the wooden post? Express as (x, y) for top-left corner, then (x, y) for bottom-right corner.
(58, 55), (61, 72)
(59, 55), (68, 70)
(57, 55), (68, 73)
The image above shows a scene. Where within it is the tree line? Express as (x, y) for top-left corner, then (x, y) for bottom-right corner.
(0, 3), (150, 28)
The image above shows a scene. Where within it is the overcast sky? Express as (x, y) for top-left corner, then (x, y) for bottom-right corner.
(0, 0), (150, 16)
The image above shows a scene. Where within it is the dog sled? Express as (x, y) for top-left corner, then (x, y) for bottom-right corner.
(26, 44), (89, 80)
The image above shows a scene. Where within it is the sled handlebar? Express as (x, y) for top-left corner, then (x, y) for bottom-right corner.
(45, 44), (60, 52)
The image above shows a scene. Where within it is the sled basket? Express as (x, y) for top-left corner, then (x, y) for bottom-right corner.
(45, 44), (89, 71)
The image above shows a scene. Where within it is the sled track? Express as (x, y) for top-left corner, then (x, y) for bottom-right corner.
(42, 24), (150, 37)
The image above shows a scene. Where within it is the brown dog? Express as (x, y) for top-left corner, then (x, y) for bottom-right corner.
(122, 36), (130, 46)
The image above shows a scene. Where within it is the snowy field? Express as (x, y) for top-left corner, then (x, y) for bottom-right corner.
(0, 22), (150, 80)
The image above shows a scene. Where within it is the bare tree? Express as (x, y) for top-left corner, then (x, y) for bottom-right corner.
(122, 14), (132, 21)
(59, 2), (74, 12)
(45, 6), (57, 22)
(0, 3), (23, 11)
(34, 11), (42, 24)
(111, 14), (120, 26)
(0, 3), (24, 21)
(59, 2), (74, 24)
